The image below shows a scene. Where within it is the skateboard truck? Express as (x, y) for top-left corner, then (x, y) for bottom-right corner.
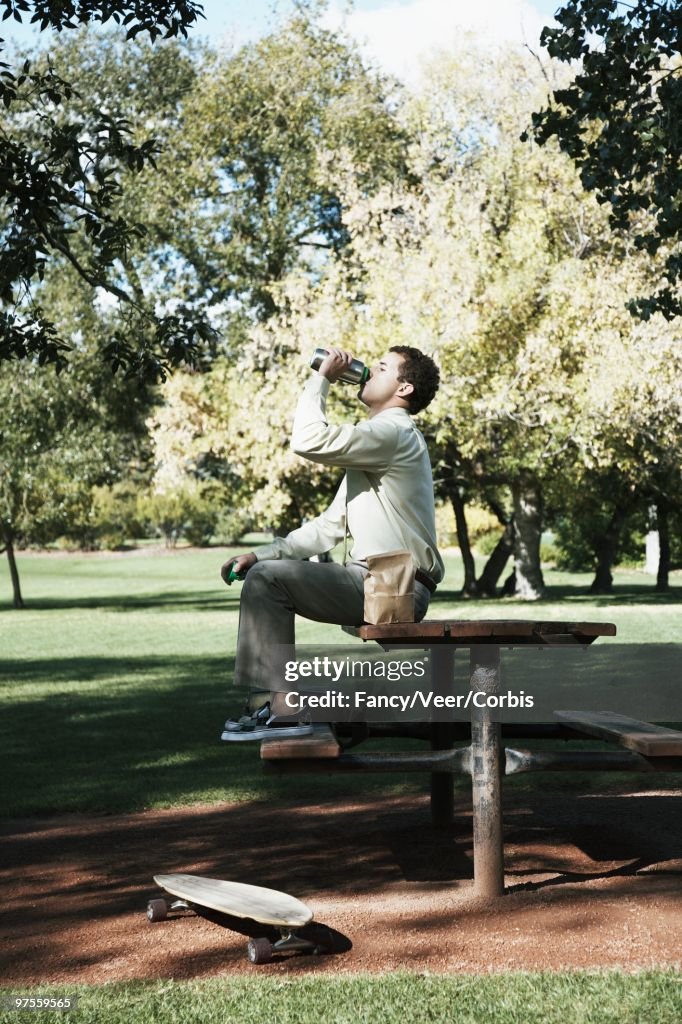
(247, 930), (329, 965)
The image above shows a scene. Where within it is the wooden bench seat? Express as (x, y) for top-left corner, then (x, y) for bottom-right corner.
(260, 724), (341, 761)
(555, 711), (682, 756)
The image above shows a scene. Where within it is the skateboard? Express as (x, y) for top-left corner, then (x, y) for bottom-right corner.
(147, 873), (335, 964)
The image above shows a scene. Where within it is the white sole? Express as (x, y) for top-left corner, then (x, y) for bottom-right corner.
(220, 724), (315, 743)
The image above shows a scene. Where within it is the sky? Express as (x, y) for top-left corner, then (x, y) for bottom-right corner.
(2, 0), (563, 86)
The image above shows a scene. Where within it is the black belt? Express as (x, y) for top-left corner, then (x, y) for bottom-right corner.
(415, 569), (437, 593)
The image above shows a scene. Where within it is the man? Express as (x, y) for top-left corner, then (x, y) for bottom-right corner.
(220, 345), (444, 741)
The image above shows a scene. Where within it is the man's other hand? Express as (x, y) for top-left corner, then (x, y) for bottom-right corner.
(317, 347), (353, 383)
(220, 551), (257, 584)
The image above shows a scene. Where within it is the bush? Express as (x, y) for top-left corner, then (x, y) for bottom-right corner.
(435, 501), (503, 549)
(91, 482), (146, 549)
(553, 510), (647, 572)
(434, 503), (457, 548)
(137, 481), (250, 548)
(475, 528), (504, 556)
(138, 489), (194, 548)
(183, 482), (246, 547)
(213, 507), (252, 545)
(540, 541), (560, 567)
(465, 504), (504, 541)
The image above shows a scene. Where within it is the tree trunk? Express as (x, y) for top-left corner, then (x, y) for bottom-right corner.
(655, 502), (670, 593)
(476, 521), (514, 597)
(511, 475), (545, 600)
(501, 569), (517, 596)
(448, 487), (478, 597)
(3, 533), (25, 609)
(589, 504), (629, 595)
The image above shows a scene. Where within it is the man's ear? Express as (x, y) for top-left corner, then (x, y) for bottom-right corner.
(396, 381), (414, 400)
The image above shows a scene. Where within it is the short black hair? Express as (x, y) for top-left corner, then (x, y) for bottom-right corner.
(390, 346), (440, 414)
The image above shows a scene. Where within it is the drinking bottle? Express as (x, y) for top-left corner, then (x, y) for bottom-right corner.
(309, 348), (370, 385)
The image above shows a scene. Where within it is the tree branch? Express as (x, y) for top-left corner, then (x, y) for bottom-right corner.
(41, 227), (141, 309)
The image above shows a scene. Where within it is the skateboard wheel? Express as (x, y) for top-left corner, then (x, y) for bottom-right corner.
(247, 937), (273, 964)
(147, 898), (168, 922)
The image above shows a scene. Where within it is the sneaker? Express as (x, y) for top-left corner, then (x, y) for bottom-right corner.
(221, 702), (271, 733)
(220, 703), (315, 742)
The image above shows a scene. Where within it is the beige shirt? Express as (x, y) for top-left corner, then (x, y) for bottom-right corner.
(256, 375), (444, 583)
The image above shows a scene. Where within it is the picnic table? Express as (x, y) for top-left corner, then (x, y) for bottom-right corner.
(261, 619), (682, 898)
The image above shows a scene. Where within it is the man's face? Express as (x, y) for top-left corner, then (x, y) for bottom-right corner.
(359, 351), (412, 410)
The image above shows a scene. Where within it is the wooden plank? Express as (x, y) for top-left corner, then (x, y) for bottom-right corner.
(446, 620), (616, 638)
(345, 620), (616, 643)
(448, 620), (535, 638)
(555, 711), (682, 756)
(260, 724), (341, 760)
(344, 621), (448, 641)
(263, 748), (472, 774)
(534, 621), (616, 638)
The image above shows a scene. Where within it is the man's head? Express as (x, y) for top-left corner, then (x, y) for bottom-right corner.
(360, 346), (440, 416)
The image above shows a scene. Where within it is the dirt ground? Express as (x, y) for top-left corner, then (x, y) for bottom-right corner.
(2, 789), (681, 983)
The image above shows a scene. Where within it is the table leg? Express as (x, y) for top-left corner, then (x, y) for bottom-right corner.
(469, 645), (505, 896)
(430, 646), (456, 826)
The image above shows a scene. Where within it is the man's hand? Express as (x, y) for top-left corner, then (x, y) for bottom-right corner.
(220, 551), (257, 584)
(317, 347), (354, 383)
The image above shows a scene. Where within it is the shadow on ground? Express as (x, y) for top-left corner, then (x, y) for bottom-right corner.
(1, 789), (681, 981)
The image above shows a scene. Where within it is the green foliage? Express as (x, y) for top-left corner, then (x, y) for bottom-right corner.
(0, 351), (148, 552)
(0, 1), (211, 378)
(3, 14), (679, 587)
(1, 5), (411, 381)
(464, 504), (503, 543)
(434, 503), (457, 548)
(136, 480), (244, 548)
(90, 480), (146, 549)
(137, 488), (191, 547)
(436, 503), (503, 554)
(213, 506), (252, 546)
(552, 497), (645, 573)
(152, 10), (411, 323)
(528, 0), (682, 320)
(181, 482), (233, 548)
(476, 529), (505, 557)
(540, 540), (561, 567)
(218, 45), (678, 590)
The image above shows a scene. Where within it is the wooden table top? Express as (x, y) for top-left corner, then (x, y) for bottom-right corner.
(343, 620), (617, 644)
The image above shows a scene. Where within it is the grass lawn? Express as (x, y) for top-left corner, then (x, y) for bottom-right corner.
(2, 971), (681, 1024)
(1, 547), (681, 819)
(2, 549), (681, 1021)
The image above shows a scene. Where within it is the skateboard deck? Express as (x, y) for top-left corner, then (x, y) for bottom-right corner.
(152, 874), (313, 927)
(147, 873), (337, 964)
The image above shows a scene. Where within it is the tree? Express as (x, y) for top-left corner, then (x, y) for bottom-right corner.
(401, 47), (614, 599)
(198, 44), (680, 603)
(527, 0), (682, 321)
(0, 253), (153, 604)
(5, 7), (412, 379)
(0, 0), (215, 379)
(96, 8), (417, 532)
(553, 311), (682, 592)
(0, 350), (150, 606)
(126, 8), (413, 329)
